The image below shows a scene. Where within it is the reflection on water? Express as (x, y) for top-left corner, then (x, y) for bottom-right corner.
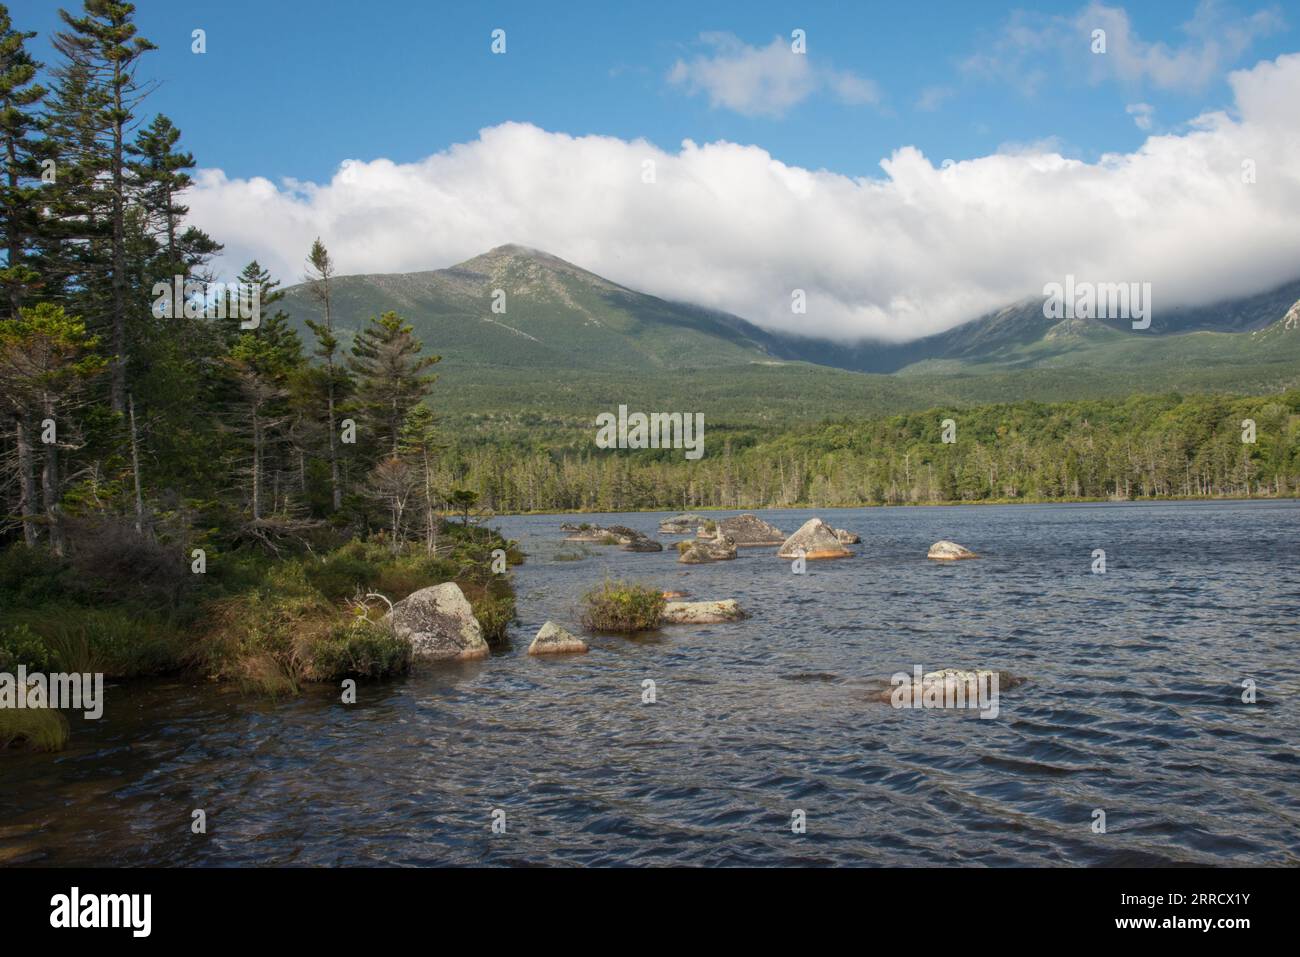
(2, 501), (1298, 866)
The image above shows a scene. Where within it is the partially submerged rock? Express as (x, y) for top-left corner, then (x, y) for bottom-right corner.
(564, 524), (662, 551)
(677, 535), (738, 563)
(661, 590), (689, 599)
(661, 599), (744, 624)
(718, 513), (786, 546)
(659, 512), (706, 534)
(386, 583), (488, 662)
(528, 621), (588, 656)
(875, 668), (1024, 703)
(777, 518), (853, 560)
(620, 536), (664, 553)
(927, 540), (978, 560)
(834, 528), (860, 544)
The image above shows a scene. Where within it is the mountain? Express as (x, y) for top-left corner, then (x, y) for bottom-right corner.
(277, 245), (1300, 428)
(769, 278), (1300, 374)
(279, 244), (789, 371)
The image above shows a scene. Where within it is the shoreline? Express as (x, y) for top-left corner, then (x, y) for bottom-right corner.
(483, 493), (1300, 518)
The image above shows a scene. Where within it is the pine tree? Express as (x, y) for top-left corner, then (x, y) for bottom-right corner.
(0, 4), (48, 318)
(0, 302), (105, 552)
(304, 237), (347, 511)
(347, 310), (439, 457)
(53, 0), (155, 414)
(127, 113), (192, 268)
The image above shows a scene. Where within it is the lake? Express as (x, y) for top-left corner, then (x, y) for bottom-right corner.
(2, 500), (1298, 866)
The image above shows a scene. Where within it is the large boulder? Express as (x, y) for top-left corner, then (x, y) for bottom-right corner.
(834, 528), (860, 544)
(662, 599), (744, 624)
(528, 621), (588, 656)
(777, 518), (853, 560)
(717, 513), (786, 546)
(385, 583), (488, 662)
(927, 540), (978, 560)
(659, 512), (706, 534)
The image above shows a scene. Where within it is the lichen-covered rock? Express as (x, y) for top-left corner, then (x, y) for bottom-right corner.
(661, 599), (744, 624)
(777, 518), (852, 560)
(834, 528), (860, 544)
(528, 621), (588, 656)
(659, 513), (706, 534)
(927, 540), (978, 560)
(563, 524), (662, 550)
(677, 535), (738, 563)
(385, 583), (488, 662)
(718, 513), (786, 546)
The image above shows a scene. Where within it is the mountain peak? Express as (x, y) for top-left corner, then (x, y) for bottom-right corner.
(449, 244), (621, 292)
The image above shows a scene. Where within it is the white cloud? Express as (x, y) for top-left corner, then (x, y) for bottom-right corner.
(965, 1), (1284, 94)
(186, 53), (1300, 344)
(1126, 102), (1155, 129)
(916, 85), (954, 111)
(667, 32), (878, 117)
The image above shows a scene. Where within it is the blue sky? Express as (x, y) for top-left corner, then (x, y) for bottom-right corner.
(12, 1), (1300, 341)
(15, 0), (1294, 182)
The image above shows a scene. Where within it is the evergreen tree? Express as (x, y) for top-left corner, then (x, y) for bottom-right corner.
(303, 237), (347, 511)
(0, 4), (48, 318)
(347, 310), (439, 457)
(53, 0), (155, 414)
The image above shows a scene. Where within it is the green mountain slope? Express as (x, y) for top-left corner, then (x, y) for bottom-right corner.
(279, 244), (786, 371)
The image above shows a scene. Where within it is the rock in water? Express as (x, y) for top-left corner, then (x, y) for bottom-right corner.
(564, 524), (662, 550)
(659, 513), (706, 534)
(777, 518), (853, 560)
(661, 600), (744, 624)
(927, 540), (978, 560)
(385, 583), (488, 662)
(677, 535), (738, 563)
(528, 621), (588, 655)
(621, 536), (664, 553)
(603, 524), (663, 551)
(876, 668), (1024, 703)
(834, 528), (860, 544)
(718, 513), (786, 546)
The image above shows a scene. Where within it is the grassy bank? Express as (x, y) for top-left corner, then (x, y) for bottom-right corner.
(0, 520), (523, 742)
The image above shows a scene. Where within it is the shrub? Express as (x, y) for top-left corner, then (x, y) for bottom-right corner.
(0, 624), (57, 672)
(0, 707), (69, 752)
(3, 607), (186, 677)
(0, 545), (72, 606)
(296, 619), (410, 681)
(580, 580), (665, 632)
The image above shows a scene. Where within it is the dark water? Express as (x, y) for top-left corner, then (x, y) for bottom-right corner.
(3, 501), (1298, 866)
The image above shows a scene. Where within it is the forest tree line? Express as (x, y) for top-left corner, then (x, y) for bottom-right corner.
(440, 392), (1300, 513)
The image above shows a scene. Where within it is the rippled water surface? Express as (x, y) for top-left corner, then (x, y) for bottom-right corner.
(3, 501), (1298, 866)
